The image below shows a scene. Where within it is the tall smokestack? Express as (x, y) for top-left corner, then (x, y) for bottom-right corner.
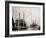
(19, 13), (20, 20)
(23, 11), (25, 20)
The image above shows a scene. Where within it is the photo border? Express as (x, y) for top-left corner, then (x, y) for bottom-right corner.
(5, 1), (45, 37)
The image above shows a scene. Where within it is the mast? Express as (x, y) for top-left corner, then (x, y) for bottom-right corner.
(18, 13), (20, 30)
(23, 11), (25, 27)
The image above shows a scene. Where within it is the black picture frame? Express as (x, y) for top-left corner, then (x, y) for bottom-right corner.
(5, 1), (45, 37)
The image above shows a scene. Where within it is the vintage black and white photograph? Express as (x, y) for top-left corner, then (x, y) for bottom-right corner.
(12, 7), (40, 31)
(5, 1), (45, 37)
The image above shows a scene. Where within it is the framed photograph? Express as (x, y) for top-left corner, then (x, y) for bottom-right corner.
(5, 1), (45, 37)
